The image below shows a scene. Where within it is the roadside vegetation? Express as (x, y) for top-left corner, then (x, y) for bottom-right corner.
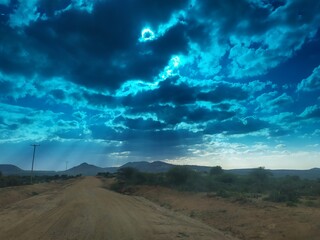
(107, 166), (320, 206)
(0, 171), (81, 188)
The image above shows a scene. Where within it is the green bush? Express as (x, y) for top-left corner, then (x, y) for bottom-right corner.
(246, 167), (272, 193)
(97, 172), (114, 178)
(166, 166), (195, 186)
(215, 173), (237, 184)
(210, 166), (223, 175)
(117, 167), (150, 185)
(110, 165), (320, 202)
(110, 181), (126, 192)
(0, 174), (80, 188)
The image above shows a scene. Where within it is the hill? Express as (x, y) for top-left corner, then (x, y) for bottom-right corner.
(0, 164), (23, 175)
(63, 162), (106, 176)
(269, 168), (320, 179)
(120, 161), (175, 173)
(227, 168), (320, 180)
(0, 162), (319, 179)
(103, 167), (118, 173)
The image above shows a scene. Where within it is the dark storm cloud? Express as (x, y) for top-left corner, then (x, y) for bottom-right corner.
(122, 78), (196, 107)
(1, 0), (319, 92)
(119, 77), (247, 127)
(300, 105), (320, 119)
(50, 89), (67, 101)
(269, 93), (294, 108)
(89, 124), (120, 141)
(256, 92), (294, 113)
(128, 105), (187, 125)
(186, 107), (236, 123)
(0, 103), (68, 142)
(205, 117), (269, 135)
(197, 84), (249, 103)
(37, 0), (73, 17)
(53, 119), (85, 139)
(268, 127), (292, 137)
(0, 0), (17, 23)
(0, 78), (13, 95)
(114, 116), (165, 131)
(55, 129), (82, 139)
(129, 104), (236, 126)
(297, 65), (320, 92)
(0, 0), (190, 90)
(1, 0), (320, 166)
(192, 0), (272, 35)
(82, 92), (118, 108)
(122, 77), (250, 109)
(0, 26), (36, 76)
(283, 0), (320, 27)
(186, 0), (320, 78)
(119, 129), (203, 157)
(89, 122), (202, 152)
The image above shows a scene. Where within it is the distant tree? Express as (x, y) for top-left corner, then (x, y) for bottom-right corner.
(267, 176), (301, 203)
(250, 167), (272, 182)
(117, 167), (137, 181)
(116, 167), (148, 184)
(210, 166), (223, 175)
(166, 166), (194, 185)
(215, 173), (237, 184)
(97, 172), (113, 178)
(248, 167), (273, 192)
(0, 171), (2, 177)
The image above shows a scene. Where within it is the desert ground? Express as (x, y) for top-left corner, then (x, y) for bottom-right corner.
(129, 185), (320, 240)
(0, 177), (235, 240)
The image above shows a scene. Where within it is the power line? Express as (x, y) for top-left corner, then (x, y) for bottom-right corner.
(30, 144), (40, 184)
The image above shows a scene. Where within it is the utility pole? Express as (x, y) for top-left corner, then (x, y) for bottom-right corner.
(30, 144), (40, 184)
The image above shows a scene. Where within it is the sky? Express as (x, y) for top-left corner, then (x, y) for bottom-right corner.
(0, 0), (320, 171)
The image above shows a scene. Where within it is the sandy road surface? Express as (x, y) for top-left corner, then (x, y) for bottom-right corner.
(0, 177), (235, 240)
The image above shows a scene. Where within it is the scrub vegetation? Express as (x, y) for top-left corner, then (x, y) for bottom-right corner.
(110, 166), (320, 205)
(0, 172), (81, 188)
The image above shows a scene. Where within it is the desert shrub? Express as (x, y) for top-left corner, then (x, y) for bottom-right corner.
(110, 181), (126, 192)
(0, 174), (81, 188)
(117, 167), (137, 180)
(206, 174), (236, 192)
(116, 167), (149, 185)
(166, 166), (195, 186)
(182, 172), (207, 191)
(304, 200), (318, 207)
(142, 173), (166, 186)
(110, 165), (320, 203)
(266, 190), (288, 203)
(266, 179), (300, 203)
(209, 166), (223, 175)
(245, 167), (273, 193)
(206, 176), (222, 192)
(216, 189), (231, 198)
(233, 193), (252, 204)
(6, 175), (21, 186)
(299, 179), (320, 196)
(97, 172), (114, 178)
(286, 201), (298, 207)
(215, 173), (237, 184)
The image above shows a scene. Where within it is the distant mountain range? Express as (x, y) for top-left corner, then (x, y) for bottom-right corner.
(62, 162), (118, 176)
(121, 161), (175, 173)
(0, 161), (319, 180)
(0, 164), (24, 175)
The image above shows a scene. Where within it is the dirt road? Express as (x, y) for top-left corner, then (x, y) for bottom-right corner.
(0, 177), (235, 240)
